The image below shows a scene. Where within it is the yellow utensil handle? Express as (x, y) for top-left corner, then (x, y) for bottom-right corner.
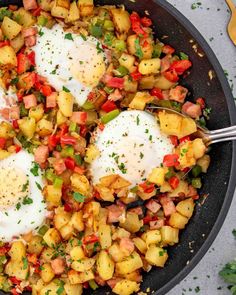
(226, 0), (236, 11)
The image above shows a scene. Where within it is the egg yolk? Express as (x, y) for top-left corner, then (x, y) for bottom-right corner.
(0, 168), (29, 209)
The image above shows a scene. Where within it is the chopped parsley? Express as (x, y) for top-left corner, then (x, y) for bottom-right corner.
(104, 33), (113, 47)
(10, 77), (19, 85)
(23, 197), (33, 205)
(73, 192), (87, 203)
(22, 257), (28, 270)
(62, 86), (70, 93)
(118, 162), (127, 174)
(36, 182), (42, 191)
(30, 162), (40, 176)
(136, 115), (140, 125)
(203, 107), (212, 119)
(180, 52), (189, 60)
(45, 290), (51, 295)
(140, 152), (144, 159)
(16, 203), (21, 210)
(22, 180), (29, 192)
(64, 33), (73, 41)
(80, 34), (87, 41)
(233, 229), (236, 239)
(96, 42), (103, 54)
(38, 28), (44, 37)
(93, 241), (100, 252)
(56, 281), (65, 295)
(134, 38), (143, 59)
(191, 2), (202, 9)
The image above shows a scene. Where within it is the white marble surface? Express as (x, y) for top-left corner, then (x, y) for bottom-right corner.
(165, 1), (236, 294)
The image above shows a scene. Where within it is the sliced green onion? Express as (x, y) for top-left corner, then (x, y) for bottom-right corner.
(82, 100), (95, 110)
(113, 39), (126, 52)
(103, 19), (114, 31)
(38, 225), (49, 236)
(104, 86), (114, 94)
(114, 66), (129, 77)
(153, 42), (164, 58)
(74, 154), (83, 166)
(45, 169), (56, 182)
(192, 165), (202, 177)
(61, 146), (74, 158)
(89, 280), (99, 290)
(101, 109), (120, 124)
(53, 177), (63, 188)
(165, 168), (175, 180)
(69, 122), (77, 132)
(191, 178), (202, 189)
(37, 15), (48, 26)
(90, 24), (103, 38)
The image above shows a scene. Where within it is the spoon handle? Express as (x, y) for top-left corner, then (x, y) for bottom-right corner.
(225, 0), (236, 12)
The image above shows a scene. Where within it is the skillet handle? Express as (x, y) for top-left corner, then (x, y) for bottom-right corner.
(225, 0), (236, 11)
(0, 0), (22, 6)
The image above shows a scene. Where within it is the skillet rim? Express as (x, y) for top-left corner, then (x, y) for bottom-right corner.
(0, 0), (235, 294)
(151, 1), (236, 294)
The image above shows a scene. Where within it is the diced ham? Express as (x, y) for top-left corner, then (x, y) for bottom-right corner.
(23, 0), (38, 10)
(0, 108), (9, 120)
(150, 219), (165, 230)
(102, 73), (112, 84)
(51, 258), (65, 275)
(128, 206), (143, 216)
(71, 112), (87, 125)
(108, 89), (123, 101)
(107, 278), (122, 289)
(120, 237), (134, 256)
(45, 210), (54, 219)
(188, 185), (197, 197)
(46, 92), (57, 108)
(162, 90), (170, 100)
(25, 35), (36, 47)
(182, 101), (202, 119)
(94, 275), (106, 286)
(54, 159), (66, 175)
(107, 204), (125, 223)
(161, 55), (171, 73)
(34, 145), (49, 165)
(9, 106), (20, 120)
(104, 49), (112, 63)
(21, 27), (38, 38)
(145, 199), (161, 213)
(23, 94), (37, 109)
(169, 85), (188, 103)
(52, 151), (61, 159)
(159, 195), (176, 216)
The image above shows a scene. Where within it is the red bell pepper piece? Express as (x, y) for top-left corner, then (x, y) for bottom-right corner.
(101, 100), (117, 113)
(17, 53), (30, 74)
(169, 135), (178, 147)
(130, 12), (147, 37)
(143, 215), (158, 225)
(0, 40), (10, 48)
(0, 137), (6, 149)
(60, 135), (77, 146)
(80, 125), (87, 137)
(17, 91), (24, 102)
(179, 135), (191, 144)
(168, 176), (180, 189)
(9, 277), (21, 285)
(141, 16), (152, 27)
(0, 246), (9, 255)
(163, 154), (179, 167)
(32, 6), (41, 16)
(163, 70), (179, 82)
(162, 45), (175, 55)
(14, 145), (21, 153)
(106, 77), (124, 89)
(150, 87), (164, 99)
(139, 181), (155, 193)
(41, 85), (52, 97)
(64, 157), (76, 170)
(130, 70), (142, 81)
(12, 120), (19, 129)
(64, 203), (72, 212)
(74, 166), (85, 175)
(27, 51), (36, 66)
(48, 135), (60, 149)
(83, 234), (99, 245)
(196, 97), (206, 109)
(59, 123), (69, 136)
(169, 60), (192, 75)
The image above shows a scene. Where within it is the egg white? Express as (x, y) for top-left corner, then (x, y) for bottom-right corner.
(0, 151), (46, 242)
(90, 110), (174, 187)
(33, 24), (106, 106)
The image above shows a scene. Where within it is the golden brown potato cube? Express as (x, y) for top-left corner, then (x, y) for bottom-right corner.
(51, 1), (69, 19)
(119, 53), (135, 73)
(75, 270), (94, 283)
(167, 180), (189, 198)
(71, 258), (95, 272)
(192, 138), (206, 159)
(116, 252), (143, 275)
(110, 8), (131, 34)
(147, 167), (166, 186)
(124, 76), (138, 93)
(70, 246), (85, 261)
(57, 91), (74, 117)
(154, 75), (177, 90)
(43, 228), (61, 248)
(176, 198), (195, 218)
(160, 226), (179, 246)
(10, 33), (24, 52)
(1, 17), (22, 40)
(145, 230), (162, 247)
(69, 211), (84, 232)
(138, 58), (161, 75)
(129, 91), (153, 110)
(57, 0), (70, 9)
(169, 212), (189, 229)
(95, 184), (114, 202)
(175, 142), (196, 169)
(27, 235), (44, 255)
(14, 8), (36, 27)
(9, 241), (26, 260)
(84, 144), (100, 163)
(110, 176), (131, 189)
(197, 154), (210, 173)
(54, 207), (71, 230)
(29, 104), (44, 122)
(45, 185), (62, 206)
(179, 117), (197, 138)
(70, 173), (89, 196)
(78, 0), (94, 17)
(108, 243), (125, 262)
(57, 110), (67, 126)
(41, 263), (55, 283)
(41, 248), (54, 263)
(145, 245), (168, 267)
(36, 119), (53, 136)
(66, 1), (80, 22)
(5, 259), (29, 280)
(158, 111), (182, 137)
(120, 212), (142, 233)
(68, 270), (81, 285)
(139, 75), (156, 90)
(98, 224), (112, 249)
(60, 224), (73, 240)
(0, 46), (17, 67)
(40, 282), (66, 295)
(18, 117), (36, 139)
(133, 237), (147, 254)
(99, 174), (118, 188)
(112, 279), (140, 295)
(97, 250), (115, 280)
(64, 283), (83, 295)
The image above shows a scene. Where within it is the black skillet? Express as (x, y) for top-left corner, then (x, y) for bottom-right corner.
(0, 0), (236, 294)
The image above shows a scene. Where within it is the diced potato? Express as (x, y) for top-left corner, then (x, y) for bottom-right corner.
(29, 104), (44, 122)
(69, 211), (84, 232)
(36, 118), (53, 136)
(68, 269), (94, 284)
(160, 181), (173, 193)
(95, 184), (114, 202)
(10, 33), (24, 52)
(71, 258), (95, 272)
(124, 76), (138, 93)
(145, 230), (162, 247)
(120, 212), (142, 233)
(56, 0), (70, 9)
(158, 111), (182, 137)
(59, 224), (73, 240)
(112, 279), (140, 295)
(57, 91), (74, 117)
(110, 8), (131, 33)
(139, 58), (161, 75)
(45, 185), (62, 206)
(139, 75), (156, 90)
(33, 279), (45, 295)
(57, 110), (67, 125)
(119, 53), (135, 72)
(175, 141), (196, 169)
(145, 245), (168, 267)
(40, 282), (66, 295)
(9, 241), (26, 260)
(127, 34), (138, 56)
(99, 224), (112, 249)
(0, 150), (11, 160)
(97, 250), (114, 280)
(192, 138), (206, 159)
(0, 46), (17, 67)
(99, 174), (118, 187)
(108, 243), (125, 262)
(129, 91), (153, 110)
(70, 173), (89, 196)
(28, 235), (44, 255)
(0, 122), (15, 139)
(197, 154), (210, 173)
(169, 212), (189, 229)
(54, 208), (71, 230)
(176, 198), (195, 218)
(84, 144), (100, 163)
(133, 237), (147, 254)
(39, 0), (53, 11)
(70, 246), (85, 261)
(160, 226), (179, 246)
(147, 167), (166, 186)
(18, 117), (36, 139)
(41, 248), (54, 262)
(168, 180), (189, 198)
(78, 0), (94, 17)
(64, 283), (83, 295)
(14, 8), (36, 27)
(180, 117), (197, 138)
(116, 252), (143, 275)
(66, 1), (80, 22)
(1, 17), (22, 40)
(110, 176), (131, 189)
(43, 228), (61, 248)
(154, 75), (176, 90)
(51, 1), (69, 19)
(41, 263), (55, 283)
(5, 260), (28, 280)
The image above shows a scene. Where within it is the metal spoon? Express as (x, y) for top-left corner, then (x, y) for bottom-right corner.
(226, 0), (236, 45)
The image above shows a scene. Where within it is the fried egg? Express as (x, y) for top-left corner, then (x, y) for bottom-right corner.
(33, 24), (106, 106)
(90, 110), (174, 187)
(0, 150), (46, 241)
